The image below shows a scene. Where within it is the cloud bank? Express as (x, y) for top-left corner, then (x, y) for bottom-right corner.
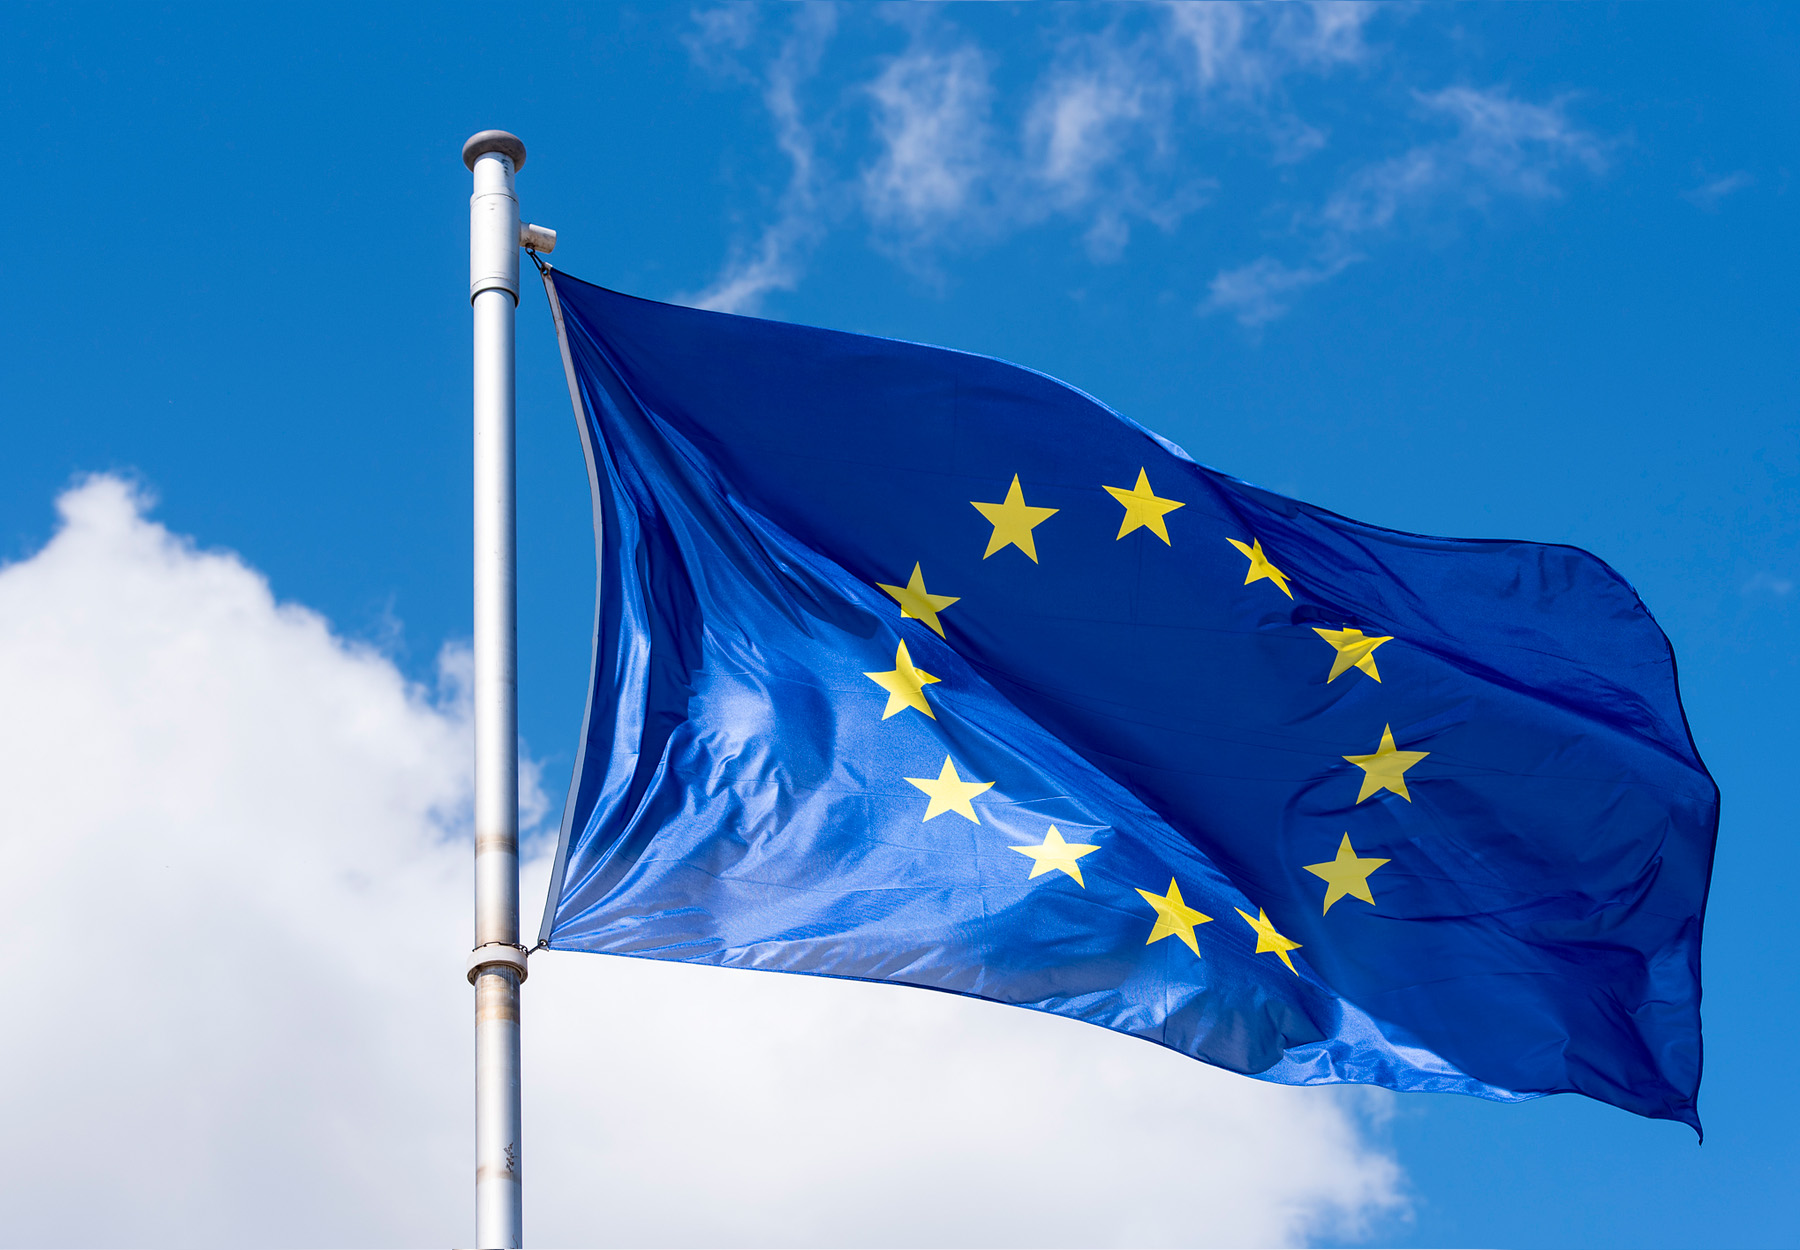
(0, 476), (1403, 1247)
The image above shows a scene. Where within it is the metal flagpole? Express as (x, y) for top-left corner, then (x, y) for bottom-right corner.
(461, 127), (551, 1250)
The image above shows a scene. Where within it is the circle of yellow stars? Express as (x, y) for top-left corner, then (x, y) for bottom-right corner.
(852, 465), (1439, 977)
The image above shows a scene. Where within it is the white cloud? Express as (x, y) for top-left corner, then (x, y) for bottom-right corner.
(1028, 59), (1149, 206)
(0, 476), (480, 1245)
(1742, 569), (1794, 597)
(1423, 85), (1606, 194)
(689, 4), (837, 314)
(860, 42), (996, 239)
(1317, 146), (1443, 234)
(1164, 1), (1376, 96)
(1022, 32), (1209, 262)
(686, 10), (1609, 329)
(683, 1), (758, 74)
(1685, 169), (1755, 210)
(1203, 253), (1361, 327)
(0, 474), (1406, 1246)
(531, 957), (1405, 1248)
(687, 4), (1388, 302)
(1208, 85), (1605, 325)
(1322, 87), (1604, 233)
(1165, 2), (1259, 94)
(1282, 1), (1380, 68)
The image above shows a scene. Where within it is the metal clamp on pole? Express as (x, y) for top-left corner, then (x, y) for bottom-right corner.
(520, 223), (557, 254)
(467, 942), (531, 985)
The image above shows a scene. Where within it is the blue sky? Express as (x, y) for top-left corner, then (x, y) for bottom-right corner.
(1, 4), (1795, 1247)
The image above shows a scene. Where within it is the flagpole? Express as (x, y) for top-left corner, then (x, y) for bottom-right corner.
(464, 128), (530, 1250)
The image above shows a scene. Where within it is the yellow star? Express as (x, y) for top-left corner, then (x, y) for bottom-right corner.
(876, 563), (960, 638)
(971, 474), (1059, 562)
(1234, 907), (1304, 974)
(1136, 877), (1213, 956)
(1226, 537), (1294, 599)
(1009, 826), (1100, 886)
(1303, 834), (1390, 915)
(1104, 468), (1186, 544)
(1342, 724), (1430, 802)
(1313, 627), (1394, 683)
(863, 640), (940, 720)
(904, 756), (995, 823)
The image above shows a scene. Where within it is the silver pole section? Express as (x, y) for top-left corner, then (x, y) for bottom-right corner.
(464, 128), (528, 1250)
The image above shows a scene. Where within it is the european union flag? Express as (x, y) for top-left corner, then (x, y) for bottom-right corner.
(537, 270), (1717, 1130)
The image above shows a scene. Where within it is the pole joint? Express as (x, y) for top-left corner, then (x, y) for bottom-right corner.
(467, 942), (531, 984)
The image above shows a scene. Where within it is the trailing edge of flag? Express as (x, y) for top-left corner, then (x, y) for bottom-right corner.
(536, 268), (1717, 1132)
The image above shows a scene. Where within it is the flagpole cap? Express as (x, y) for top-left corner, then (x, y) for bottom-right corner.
(463, 130), (527, 172)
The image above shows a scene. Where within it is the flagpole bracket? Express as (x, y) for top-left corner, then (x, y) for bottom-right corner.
(466, 942), (531, 984)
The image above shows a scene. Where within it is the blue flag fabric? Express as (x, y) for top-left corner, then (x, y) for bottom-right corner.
(538, 269), (1716, 1130)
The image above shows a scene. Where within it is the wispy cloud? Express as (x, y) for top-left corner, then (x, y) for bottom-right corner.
(856, 20), (1211, 265)
(688, 3), (837, 314)
(1742, 569), (1794, 598)
(861, 42), (995, 241)
(1321, 87), (1604, 232)
(1022, 26), (1213, 261)
(1164, 0), (1376, 97)
(682, 5), (1608, 329)
(1208, 85), (1606, 325)
(1684, 170), (1755, 210)
(1286, 0), (1381, 66)
(685, 3), (1389, 304)
(1202, 253), (1360, 327)
(1028, 55), (1153, 205)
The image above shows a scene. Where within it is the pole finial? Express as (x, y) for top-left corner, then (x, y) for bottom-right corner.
(463, 129), (527, 172)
